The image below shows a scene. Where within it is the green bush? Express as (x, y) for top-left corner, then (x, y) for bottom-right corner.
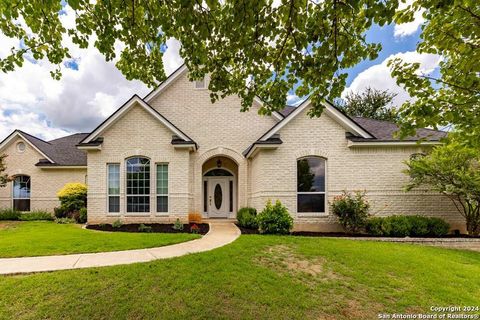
(78, 208), (87, 224)
(257, 200), (293, 235)
(365, 215), (450, 237)
(138, 224), (152, 233)
(237, 207), (258, 229)
(54, 206), (69, 219)
(428, 217), (450, 236)
(172, 218), (184, 231)
(19, 210), (54, 221)
(112, 219), (123, 229)
(0, 208), (21, 220)
(331, 191), (370, 233)
(55, 217), (76, 224)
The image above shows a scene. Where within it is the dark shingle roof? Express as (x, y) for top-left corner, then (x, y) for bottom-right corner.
(16, 131), (88, 166)
(279, 106), (446, 142)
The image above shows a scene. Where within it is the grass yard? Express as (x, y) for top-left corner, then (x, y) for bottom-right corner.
(0, 235), (479, 319)
(0, 221), (200, 258)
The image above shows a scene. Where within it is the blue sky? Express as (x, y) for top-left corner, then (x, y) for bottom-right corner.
(0, 3), (439, 141)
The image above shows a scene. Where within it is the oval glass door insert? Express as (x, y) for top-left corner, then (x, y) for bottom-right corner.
(214, 184), (222, 209)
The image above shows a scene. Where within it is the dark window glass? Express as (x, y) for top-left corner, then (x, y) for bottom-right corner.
(203, 181), (208, 212)
(204, 169), (233, 176)
(13, 199), (30, 212)
(157, 196), (168, 212)
(126, 157), (150, 212)
(214, 184), (222, 209)
(108, 196), (120, 213)
(229, 180), (233, 212)
(297, 157), (326, 213)
(13, 175), (30, 211)
(297, 194), (325, 213)
(297, 158), (325, 192)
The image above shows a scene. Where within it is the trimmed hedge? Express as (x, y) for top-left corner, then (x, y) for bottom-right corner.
(19, 210), (54, 221)
(237, 207), (258, 229)
(366, 215), (450, 237)
(0, 208), (21, 221)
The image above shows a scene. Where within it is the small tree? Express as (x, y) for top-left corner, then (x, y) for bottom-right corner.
(0, 154), (8, 188)
(331, 191), (370, 233)
(404, 142), (480, 235)
(338, 87), (399, 122)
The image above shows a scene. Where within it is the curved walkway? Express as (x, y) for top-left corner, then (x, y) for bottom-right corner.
(0, 222), (240, 275)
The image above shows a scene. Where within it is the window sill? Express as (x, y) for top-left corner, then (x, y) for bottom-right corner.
(296, 212), (329, 218)
(123, 213), (151, 217)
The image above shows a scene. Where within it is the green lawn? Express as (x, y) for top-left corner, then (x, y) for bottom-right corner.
(0, 235), (479, 319)
(0, 221), (200, 258)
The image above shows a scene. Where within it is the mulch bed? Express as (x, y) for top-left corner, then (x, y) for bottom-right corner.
(86, 223), (209, 235)
(235, 224), (260, 235)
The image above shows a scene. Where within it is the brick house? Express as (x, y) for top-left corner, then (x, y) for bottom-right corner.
(0, 65), (463, 231)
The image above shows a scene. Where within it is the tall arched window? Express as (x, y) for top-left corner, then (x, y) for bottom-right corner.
(297, 157), (326, 213)
(13, 175), (31, 211)
(126, 157), (150, 213)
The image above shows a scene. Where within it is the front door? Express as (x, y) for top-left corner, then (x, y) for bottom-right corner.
(207, 178), (229, 217)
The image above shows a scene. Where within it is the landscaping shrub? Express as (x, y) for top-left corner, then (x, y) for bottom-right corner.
(257, 200), (293, 235)
(55, 217), (76, 224)
(112, 219), (123, 229)
(188, 212), (202, 223)
(331, 191), (370, 233)
(190, 223), (200, 234)
(54, 206), (69, 219)
(78, 208), (87, 224)
(173, 218), (184, 231)
(237, 207), (258, 229)
(365, 215), (450, 237)
(138, 224), (152, 233)
(0, 208), (20, 220)
(57, 183), (87, 211)
(19, 210), (54, 221)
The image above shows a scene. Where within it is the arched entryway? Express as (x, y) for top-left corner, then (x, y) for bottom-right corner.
(202, 156), (238, 218)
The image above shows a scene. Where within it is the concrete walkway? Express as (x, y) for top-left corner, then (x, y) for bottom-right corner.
(0, 222), (240, 275)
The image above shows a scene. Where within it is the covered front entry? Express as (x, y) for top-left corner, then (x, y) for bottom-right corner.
(202, 156), (237, 218)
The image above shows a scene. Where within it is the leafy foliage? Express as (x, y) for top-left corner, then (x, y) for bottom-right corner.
(337, 87), (399, 122)
(0, 208), (20, 220)
(0, 154), (8, 188)
(19, 210), (54, 221)
(78, 207), (87, 224)
(390, 0), (480, 146)
(331, 191), (370, 233)
(404, 142), (480, 235)
(112, 219), (123, 229)
(173, 218), (184, 231)
(257, 200), (293, 235)
(365, 215), (450, 237)
(0, 0), (399, 116)
(56, 183), (87, 223)
(236, 207), (258, 230)
(138, 224), (153, 233)
(55, 217), (76, 224)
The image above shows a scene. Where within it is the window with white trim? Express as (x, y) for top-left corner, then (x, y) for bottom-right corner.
(107, 164), (120, 213)
(13, 175), (30, 211)
(297, 157), (326, 213)
(156, 164), (168, 213)
(126, 157), (150, 213)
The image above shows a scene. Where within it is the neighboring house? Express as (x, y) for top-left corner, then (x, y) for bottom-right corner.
(0, 65), (464, 231)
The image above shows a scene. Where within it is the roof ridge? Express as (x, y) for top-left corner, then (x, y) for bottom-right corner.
(17, 130), (52, 145)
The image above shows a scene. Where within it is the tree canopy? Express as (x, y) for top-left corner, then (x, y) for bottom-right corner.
(0, 154), (8, 187)
(337, 87), (399, 122)
(404, 141), (480, 235)
(0, 0), (478, 144)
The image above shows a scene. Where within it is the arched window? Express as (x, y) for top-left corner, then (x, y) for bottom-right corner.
(297, 157), (326, 213)
(126, 157), (150, 213)
(13, 175), (31, 211)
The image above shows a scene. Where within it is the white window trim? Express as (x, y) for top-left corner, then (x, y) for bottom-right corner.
(107, 163), (120, 214)
(296, 157), (328, 217)
(155, 163), (169, 216)
(125, 157), (151, 215)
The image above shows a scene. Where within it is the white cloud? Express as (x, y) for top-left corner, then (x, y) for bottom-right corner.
(0, 6), (183, 141)
(394, 0), (425, 38)
(343, 51), (441, 107)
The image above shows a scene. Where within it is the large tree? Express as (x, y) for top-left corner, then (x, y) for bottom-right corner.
(404, 141), (480, 235)
(337, 87), (399, 122)
(390, 0), (480, 146)
(0, 0), (478, 144)
(0, 154), (8, 187)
